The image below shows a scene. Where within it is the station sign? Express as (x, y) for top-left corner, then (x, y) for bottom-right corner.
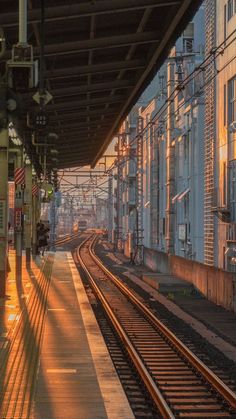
(14, 208), (22, 230)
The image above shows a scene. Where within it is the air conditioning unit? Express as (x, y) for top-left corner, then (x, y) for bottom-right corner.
(229, 121), (236, 133)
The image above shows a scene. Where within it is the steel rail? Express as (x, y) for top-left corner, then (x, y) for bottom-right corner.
(77, 235), (175, 418)
(55, 233), (78, 245)
(89, 235), (236, 410)
(77, 234), (236, 414)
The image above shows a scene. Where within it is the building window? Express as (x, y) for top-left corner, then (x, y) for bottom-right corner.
(123, 204), (125, 216)
(162, 218), (165, 236)
(184, 195), (189, 220)
(223, 161), (227, 206)
(228, 76), (236, 124)
(223, 246), (226, 270)
(228, 0), (234, 20)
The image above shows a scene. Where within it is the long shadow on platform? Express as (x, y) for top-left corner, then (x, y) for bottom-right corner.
(32, 255), (107, 419)
(22, 261), (55, 419)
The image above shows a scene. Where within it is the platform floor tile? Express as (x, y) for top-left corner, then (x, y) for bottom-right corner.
(32, 252), (134, 419)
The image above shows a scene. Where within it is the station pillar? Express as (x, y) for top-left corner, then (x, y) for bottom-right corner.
(24, 162), (32, 265)
(32, 178), (38, 258)
(49, 191), (56, 251)
(14, 148), (24, 281)
(0, 126), (9, 298)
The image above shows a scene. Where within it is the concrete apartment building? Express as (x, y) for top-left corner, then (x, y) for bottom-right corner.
(212, 0), (236, 271)
(111, 5), (206, 266)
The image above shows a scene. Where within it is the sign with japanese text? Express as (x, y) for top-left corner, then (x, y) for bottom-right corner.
(14, 208), (22, 230)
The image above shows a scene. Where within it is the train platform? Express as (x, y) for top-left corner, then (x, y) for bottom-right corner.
(0, 250), (134, 419)
(97, 238), (236, 364)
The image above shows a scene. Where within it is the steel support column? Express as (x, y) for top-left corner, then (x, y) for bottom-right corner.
(32, 179), (37, 257)
(19, 0), (28, 45)
(14, 149), (24, 281)
(24, 163), (32, 265)
(0, 125), (9, 298)
(49, 191), (56, 251)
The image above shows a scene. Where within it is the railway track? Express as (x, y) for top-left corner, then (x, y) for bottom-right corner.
(76, 234), (236, 418)
(55, 232), (80, 246)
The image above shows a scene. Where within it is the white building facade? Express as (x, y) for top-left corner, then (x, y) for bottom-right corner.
(109, 2), (236, 273)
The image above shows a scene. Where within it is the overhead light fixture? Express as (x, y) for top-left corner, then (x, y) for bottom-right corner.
(50, 148), (59, 156)
(25, 155), (31, 165)
(47, 132), (58, 141)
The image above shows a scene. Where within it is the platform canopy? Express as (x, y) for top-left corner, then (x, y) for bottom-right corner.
(1, 0), (203, 168)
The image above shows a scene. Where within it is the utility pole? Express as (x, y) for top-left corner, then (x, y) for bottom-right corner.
(0, 82), (9, 298)
(135, 116), (144, 264)
(70, 197), (74, 234)
(116, 135), (123, 250)
(165, 60), (175, 254)
(108, 174), (113, 242)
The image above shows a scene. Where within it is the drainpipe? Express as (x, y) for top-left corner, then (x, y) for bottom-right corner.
(18, 0), (28, 46)
(165, 60), (175, 254)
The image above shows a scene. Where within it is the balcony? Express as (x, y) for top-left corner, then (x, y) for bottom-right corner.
(212, 207), (231, 223)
